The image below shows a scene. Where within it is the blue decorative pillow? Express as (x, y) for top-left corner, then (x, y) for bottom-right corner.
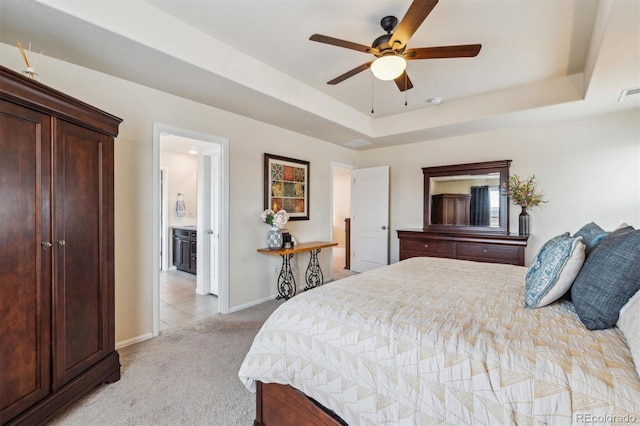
(571, 226), (640, 330)
(525, 233), (586, 308)
(573, 222), (610, 256)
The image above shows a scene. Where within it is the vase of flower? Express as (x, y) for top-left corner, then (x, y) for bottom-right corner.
(503, 174), (546, 237)
(267, 227), (283, 250)
(519, 206), (530, 236)
(261, 208), (289, 250)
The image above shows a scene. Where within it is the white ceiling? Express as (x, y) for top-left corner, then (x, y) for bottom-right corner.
(0, 0), (638, 149)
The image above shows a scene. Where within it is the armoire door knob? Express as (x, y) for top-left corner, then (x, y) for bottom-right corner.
(41, 241), (52, 249)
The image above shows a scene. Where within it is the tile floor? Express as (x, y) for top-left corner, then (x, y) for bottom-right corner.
(159, 247), (356, 331)
(159, 270), (218, 331)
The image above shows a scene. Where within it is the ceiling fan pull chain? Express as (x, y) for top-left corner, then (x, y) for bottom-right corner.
(404, 73), (408, 106)
(371, 75), (375, 114)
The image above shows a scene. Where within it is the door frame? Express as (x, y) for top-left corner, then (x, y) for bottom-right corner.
(160, 168), (170, 271)
(329, 162), (356, 269)
(152, 123), (230, 337)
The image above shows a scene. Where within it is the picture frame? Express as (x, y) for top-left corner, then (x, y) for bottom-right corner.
(264, 153), (310, 221)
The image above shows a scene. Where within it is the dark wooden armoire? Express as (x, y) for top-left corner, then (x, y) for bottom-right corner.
(430, 193), (471, 226)
(0, 65), (122, 425)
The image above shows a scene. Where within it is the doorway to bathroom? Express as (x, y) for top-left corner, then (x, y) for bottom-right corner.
(152, 123), (229, 336)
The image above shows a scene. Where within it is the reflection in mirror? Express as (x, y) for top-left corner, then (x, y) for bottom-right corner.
(430, 173), (500, 227)
(422, 160), (510, 235)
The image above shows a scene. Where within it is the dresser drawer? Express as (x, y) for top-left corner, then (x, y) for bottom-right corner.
(397, 231), (527, 266)
(456, 243), (521, 265)
(401, 240), (454, 257)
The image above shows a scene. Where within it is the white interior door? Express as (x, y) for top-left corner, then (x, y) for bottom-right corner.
(350, 166), (389, 273)
(198, 149), (220, 296)
(207, 151), (220, 295)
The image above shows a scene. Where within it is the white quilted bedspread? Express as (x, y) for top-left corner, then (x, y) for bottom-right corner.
(238, 257), (640, 425)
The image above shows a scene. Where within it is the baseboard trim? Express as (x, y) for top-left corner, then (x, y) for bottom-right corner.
(115, 295), (278, 347)
(228, 294), (278, 313)
(116, 332), (153, 349)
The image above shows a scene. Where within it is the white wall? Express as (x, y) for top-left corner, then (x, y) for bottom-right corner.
(359, 108), (640, 265)
(161, 151), (198, 227)
(0, 43), (358, 345)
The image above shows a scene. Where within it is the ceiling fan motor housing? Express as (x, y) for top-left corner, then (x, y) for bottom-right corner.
(372, 33), (392, 52)
(372, 16), (400, 53)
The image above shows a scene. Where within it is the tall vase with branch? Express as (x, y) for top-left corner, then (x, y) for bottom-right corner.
(503, 175), (547, 236)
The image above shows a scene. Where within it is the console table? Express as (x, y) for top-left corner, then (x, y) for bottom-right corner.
(258, 241), (338, 300)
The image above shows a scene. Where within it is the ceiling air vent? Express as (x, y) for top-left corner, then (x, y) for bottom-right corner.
(618, 87), (640, 102)
(342, 139), (371, 148)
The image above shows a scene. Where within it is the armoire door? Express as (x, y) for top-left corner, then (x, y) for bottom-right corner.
(441, 197), (457, 225)
(53, 119), (113, 388)
(0, 100), (53, 422)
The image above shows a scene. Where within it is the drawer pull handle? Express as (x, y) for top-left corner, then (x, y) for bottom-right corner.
(424, 244), (429, 248)
(483, 249), (487, 253)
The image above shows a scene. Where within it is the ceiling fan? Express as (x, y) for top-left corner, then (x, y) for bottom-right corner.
(309, 0), (481, 92)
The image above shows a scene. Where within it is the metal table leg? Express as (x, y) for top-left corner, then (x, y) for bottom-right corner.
(276, 253), (296, 300)
(303, 248), (324, 291)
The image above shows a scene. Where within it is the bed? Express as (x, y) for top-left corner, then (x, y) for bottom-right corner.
(238, 256), (640, 425)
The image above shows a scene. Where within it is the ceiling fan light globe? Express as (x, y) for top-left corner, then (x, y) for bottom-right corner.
(371, 56), (406, 80)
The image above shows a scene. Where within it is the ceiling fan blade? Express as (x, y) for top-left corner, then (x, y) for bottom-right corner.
(404, 44), (482, 59)
(327, 62), (373, 85)
(394, 71), (414, 92)
(310, 34), (379, 55)
(389, 0), (439, 51)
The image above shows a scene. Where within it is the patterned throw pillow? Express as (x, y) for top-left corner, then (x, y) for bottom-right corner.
(618, 290), (640, 379)
(572, 226), (640, 330)
(524, 233), (586, 308)
(573, 222), (609, 256)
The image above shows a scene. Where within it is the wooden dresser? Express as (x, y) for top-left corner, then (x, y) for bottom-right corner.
(0, 65), (121, 424)
(397, 229), (528, 266)
(399, 160), (528, 267)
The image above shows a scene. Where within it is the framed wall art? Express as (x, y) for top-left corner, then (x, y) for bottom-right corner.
(264, 153), (309, 221)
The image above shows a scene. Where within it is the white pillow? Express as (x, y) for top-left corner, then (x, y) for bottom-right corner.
(524, 234), (585, 308)
(618, 289), (640, 379)
(614, 222), (630, 231)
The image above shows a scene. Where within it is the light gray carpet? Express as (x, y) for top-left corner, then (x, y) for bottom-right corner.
(48, 299), (281, 426)
(332, 246), (358, 281)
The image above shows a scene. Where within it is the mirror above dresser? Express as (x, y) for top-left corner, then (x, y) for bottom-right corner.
(424, 160), (510, 235)
(398, 160), (529, 266)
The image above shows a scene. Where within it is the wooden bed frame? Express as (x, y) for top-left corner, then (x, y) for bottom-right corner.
(254, 381), (346, 426)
